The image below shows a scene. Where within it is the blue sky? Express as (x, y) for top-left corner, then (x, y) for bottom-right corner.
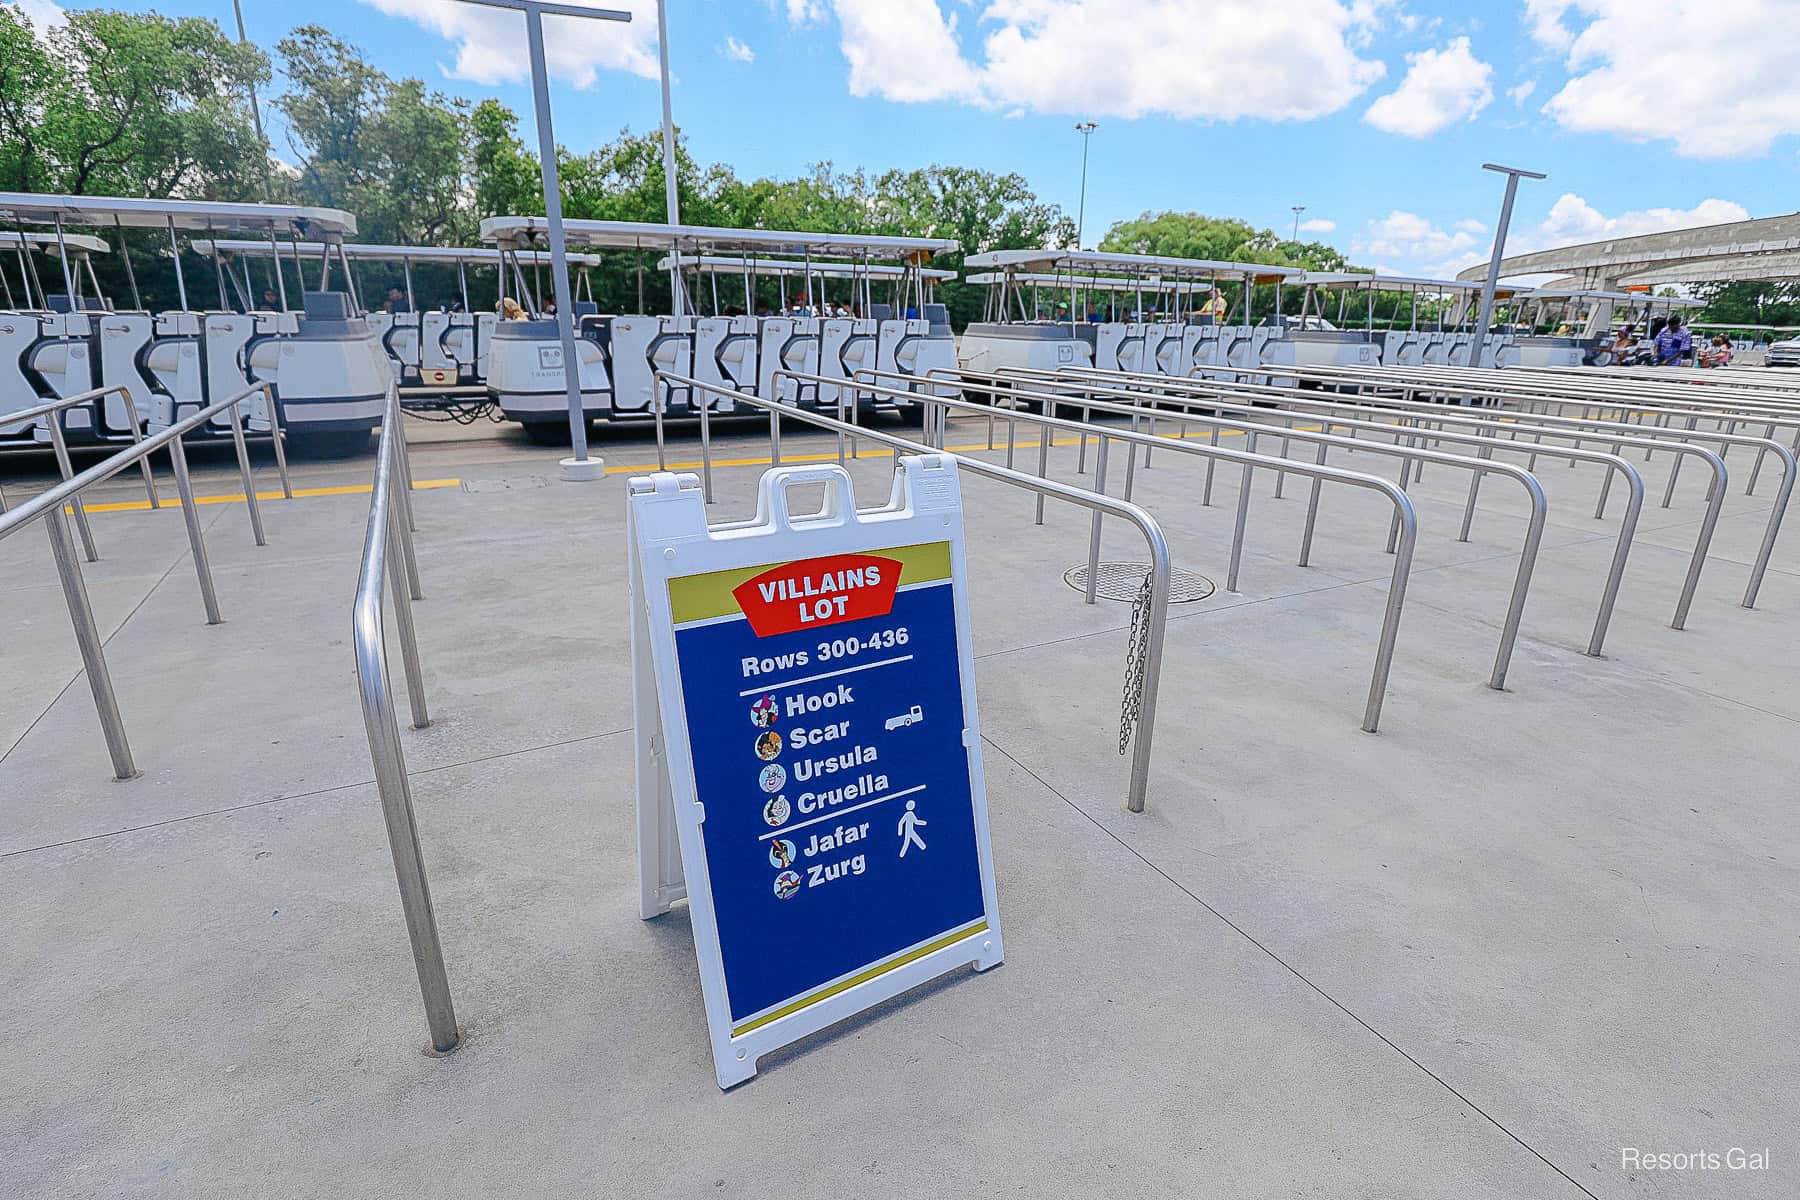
(13, 0), (1799, 276)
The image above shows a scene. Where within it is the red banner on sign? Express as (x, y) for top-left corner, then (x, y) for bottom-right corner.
(732, 553), (901, 637)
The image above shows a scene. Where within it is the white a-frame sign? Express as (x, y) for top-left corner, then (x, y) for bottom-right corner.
(629, 458), (1004, 1089)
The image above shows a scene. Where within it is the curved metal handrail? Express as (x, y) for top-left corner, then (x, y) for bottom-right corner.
(352, 382), (457, 1053)
(1026, 364), (1734, 631)
(777, 367), (1422, 734)
(0, 380), (282, 780)
(963, 366), (1645, 658)
(655, 369), (1174, 814)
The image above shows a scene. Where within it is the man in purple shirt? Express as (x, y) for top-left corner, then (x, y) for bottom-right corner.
(1654, 315), (1693, 365)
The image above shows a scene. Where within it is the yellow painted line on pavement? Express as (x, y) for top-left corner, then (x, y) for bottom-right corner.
(72, 478), (461, 514)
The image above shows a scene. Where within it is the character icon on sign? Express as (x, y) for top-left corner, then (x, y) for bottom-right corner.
(762, 795), (791, 828)
(898, 798), (928, 857)
(768, 837), (797, 869)
(759, 763), (786, 793)
(750, 695), (778, 728)
(773, 870), (801, 900)
(755, 730), (783, 761)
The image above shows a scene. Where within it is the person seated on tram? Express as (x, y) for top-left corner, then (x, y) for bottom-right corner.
(498, 297), (526, 320)
(1610, 324), (1637, 363)
(385, 284), (409, 314)
(258, 287), (281, 312)
(1701, 334), (1733, 368)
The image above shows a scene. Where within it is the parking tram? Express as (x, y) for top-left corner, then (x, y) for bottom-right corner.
(654, 252), (956, 413)
(1291, 273), (1534, 369)
(192, 239), (604, 397)
(0, 192), (387, 456)
(477, 218), (959, 438)
(958, 248), (1302, 381)
(1516, 288), (1706, 365)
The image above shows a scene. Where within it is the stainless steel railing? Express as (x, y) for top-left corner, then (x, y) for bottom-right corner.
(781, 369), (1423, 729)
(1020, 365), (1741, 632)
(0, 381), (286, 779)
(654, 369), (1174, 815)
(0, 386), (161, 535)
(956, 367), (1646, 659)
(351, 382), (457, 1052)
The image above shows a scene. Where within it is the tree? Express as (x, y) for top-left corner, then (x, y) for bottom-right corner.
(469, 99), (540, 222)
(276, 26), (469, 246)
(1100, 211), (1263, 262)
(0, 6), (268, 197)
(1693, 279), (1800, 327)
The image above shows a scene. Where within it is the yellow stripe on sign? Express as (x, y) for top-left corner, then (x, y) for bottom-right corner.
(667, 539), (951, 626)
(730, 921), (989, 1038)
(72, 479), (461, 514)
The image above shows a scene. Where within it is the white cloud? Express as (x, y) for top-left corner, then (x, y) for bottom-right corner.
(1363, 36), (1493, 137)
(1529, 0), (1800, 157)
(719, 35), (755, 64)
(1299, 218), (1337, 234)
(1507, 79), (1535, 105)
(359, 0), (660, 88)
(791, 0), (1387, 122)
(1353, 194), (1754, 278)
(4, 0), (66, 28)
(1529, 193), (1751, 246)
(834, 0), (980, 103)
(1353, 209), (1486, 276)
(1522, 0), (1574, 49)
(781, 0), (827, 24)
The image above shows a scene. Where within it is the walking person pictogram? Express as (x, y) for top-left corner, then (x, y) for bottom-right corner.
(897, 799), (928, 857)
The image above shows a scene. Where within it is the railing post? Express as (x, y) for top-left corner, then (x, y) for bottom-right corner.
(46, 417), (98, 563)
(45, 505), (139, 780)
(225, 396), (267, 547)
(1085, 436), (1109, 605)
(167, 430), (223, 625)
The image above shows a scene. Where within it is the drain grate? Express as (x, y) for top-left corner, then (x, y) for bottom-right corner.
(1063, 561), (1216, 604)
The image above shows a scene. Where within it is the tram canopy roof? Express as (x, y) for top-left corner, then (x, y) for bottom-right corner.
(962, 248), (1301, 283)
(191, 239), (603, 267)
(1300, 271), (1532, 298)
(1525, 287), (1705, 308)
(479, 217), (957, 263)
(964, 270), (1215, 292)
(0, 230), (109, 255)
(0, 193), (356, 236)
(654, 253), (955, 281)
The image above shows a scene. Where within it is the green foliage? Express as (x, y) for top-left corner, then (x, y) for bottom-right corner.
(1692, 280), (1800, 327)
(275, 26), (469, 246)
(0, 6), (267, 196)
(3, 16), (1387, 329)
(1100, 211), (1263, 262)
(469, 99), (540, 223)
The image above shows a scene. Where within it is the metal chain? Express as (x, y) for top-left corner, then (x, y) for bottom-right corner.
(1119, 569), (1152, 754)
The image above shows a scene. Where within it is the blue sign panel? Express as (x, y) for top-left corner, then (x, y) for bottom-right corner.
(667, 542), (989, 1034)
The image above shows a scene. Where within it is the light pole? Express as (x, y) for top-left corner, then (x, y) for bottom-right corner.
(655, 0), (684, 313)
(229, 0), (272, 200)
(1074, 121), (1097, 248)
(1290, 204), (1306, 243)
(1470, 162), (1546, 369)
(454, 0), (632, 480)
